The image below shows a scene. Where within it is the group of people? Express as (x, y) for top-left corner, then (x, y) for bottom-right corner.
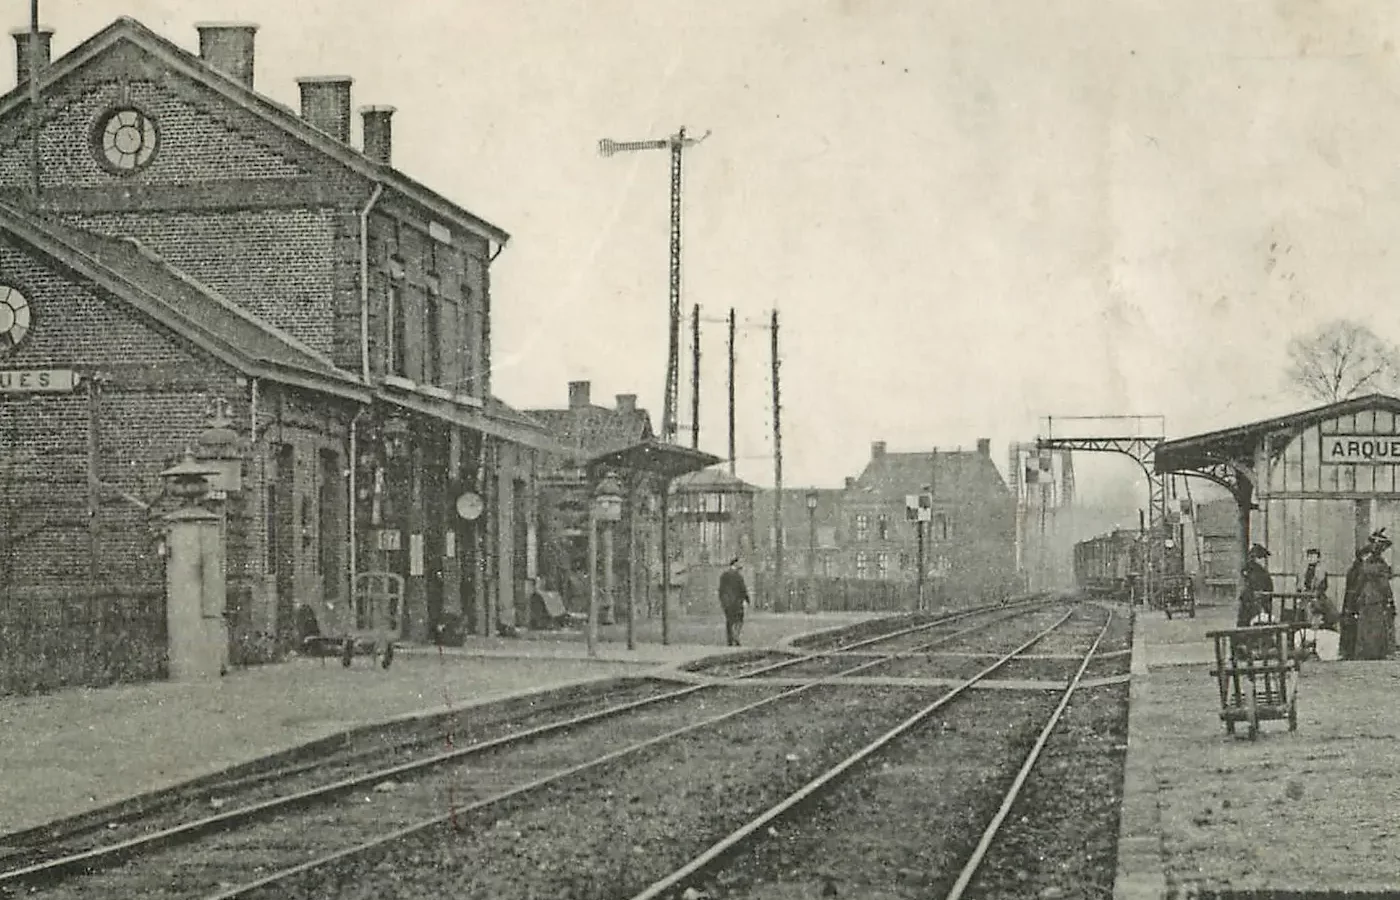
(1239, 529), (1397, 661)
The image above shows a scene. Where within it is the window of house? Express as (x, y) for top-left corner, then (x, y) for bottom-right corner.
(855, 514), (869, 542)
(425, 295), (442, 385)
(855, 551), (869, 579)
(877, 514), (889, 541)
(387, 282), (407, 378)
(934, 512), (949, 541)
(877, 552), (890, 579)
(899, 551), (909, 570)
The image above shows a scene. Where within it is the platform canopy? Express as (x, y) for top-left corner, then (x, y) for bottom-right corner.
(584, 439), (721, 481)
(1153, 393), (1400, 494)
(1155, 393), (1400, 575)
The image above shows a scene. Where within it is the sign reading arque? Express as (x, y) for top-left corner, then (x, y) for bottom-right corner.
(0, 369), (78, 394)
(1321, 433), (1400, 465)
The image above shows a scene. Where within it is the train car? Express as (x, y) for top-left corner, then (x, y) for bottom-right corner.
(1073, 530), (1141, 602)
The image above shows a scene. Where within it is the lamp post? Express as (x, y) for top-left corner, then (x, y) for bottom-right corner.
(916, 486), (931, 612)
(805, 489), (818, 615)
(587, 473), (625, 657)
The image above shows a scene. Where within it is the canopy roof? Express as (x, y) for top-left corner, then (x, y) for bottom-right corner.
(1154, 393), (1400, 475)
(585, 439), (720, 481)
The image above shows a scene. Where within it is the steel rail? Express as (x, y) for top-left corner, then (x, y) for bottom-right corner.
(941, 609), (1114, 900)
(0, 597), (1050, 887)
(192, 602), (1069, 900)
(625, 606), (1081, 900)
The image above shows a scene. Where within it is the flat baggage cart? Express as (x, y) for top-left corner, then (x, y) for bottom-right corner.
(1207, 624), (1299, 740)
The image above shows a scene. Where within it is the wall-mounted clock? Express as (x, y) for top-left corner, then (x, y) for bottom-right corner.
(0, 285), (31, 351)
(95, 107), (159, 172)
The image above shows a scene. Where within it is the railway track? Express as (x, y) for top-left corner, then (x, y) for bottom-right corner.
(0, 596), (1055, 898)
(629, 605), (1117, 900)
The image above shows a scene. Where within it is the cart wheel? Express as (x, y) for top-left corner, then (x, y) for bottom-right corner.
(381, 642), (394, 670)
(1288, 695), (1298, 732)
(341, 638), (354, 668)
(1247, 690), (1259, 741)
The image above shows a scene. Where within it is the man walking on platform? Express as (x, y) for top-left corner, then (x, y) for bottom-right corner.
(718, 557), (750, 647)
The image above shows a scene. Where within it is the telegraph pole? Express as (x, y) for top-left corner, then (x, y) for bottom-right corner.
(690, 303), (701, 449)
(771, 309), (783, 611)
(727, 308), (736, 475)
(597, 127), (711, 444)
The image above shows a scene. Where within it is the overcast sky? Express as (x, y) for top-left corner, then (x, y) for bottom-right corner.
(27, 1), (1400, 504)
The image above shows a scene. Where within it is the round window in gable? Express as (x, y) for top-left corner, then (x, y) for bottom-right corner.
(94, 107), (159, 173)
(0, 285), (31, 352)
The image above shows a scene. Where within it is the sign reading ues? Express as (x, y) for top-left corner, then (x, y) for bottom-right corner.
(0, 369), (78, 394)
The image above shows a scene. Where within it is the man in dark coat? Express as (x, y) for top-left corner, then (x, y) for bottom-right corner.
(718, 557), (750, 647)
(1237, 543), (1275, 626)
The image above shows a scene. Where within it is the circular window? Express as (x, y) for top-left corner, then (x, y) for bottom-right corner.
(0, 285), (31, 352)
(95, 107), (159, 172)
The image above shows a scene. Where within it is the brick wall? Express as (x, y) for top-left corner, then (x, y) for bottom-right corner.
(0, 74), (308, 187)
(69, 209), (337, 356)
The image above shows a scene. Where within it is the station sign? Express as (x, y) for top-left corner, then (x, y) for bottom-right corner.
(1320, 433), (1400, 465)
(0, 368), (78, 394)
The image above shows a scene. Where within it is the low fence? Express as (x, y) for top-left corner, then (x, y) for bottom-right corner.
(0, 589), (167, 697)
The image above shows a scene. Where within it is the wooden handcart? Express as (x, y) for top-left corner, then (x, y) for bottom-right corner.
(1207, 624), (1299, 740)
(1161, 574), (1196, 620)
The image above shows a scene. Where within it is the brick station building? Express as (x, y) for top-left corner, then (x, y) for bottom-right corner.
(0, 18), (556, 694)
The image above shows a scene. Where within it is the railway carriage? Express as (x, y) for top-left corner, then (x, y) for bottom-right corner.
(1073, 530), (1141, 603)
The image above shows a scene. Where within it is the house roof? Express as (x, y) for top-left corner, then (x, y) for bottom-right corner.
(850, 450), (1010, 501)
(1155, 394), (1400, 474)
(5, 17), (508, 247)
(526, 404), (654, 462)
(673, 467), (756, 493)
(0, 200), (370, 401)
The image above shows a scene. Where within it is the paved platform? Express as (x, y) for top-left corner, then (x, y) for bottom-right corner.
(1115, 602), (1400, 898)
(0, 612), (873, 836)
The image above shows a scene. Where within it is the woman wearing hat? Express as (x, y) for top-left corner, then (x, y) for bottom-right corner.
(1237, 543), (1275, 627)
(1354, 529), (1396, 660)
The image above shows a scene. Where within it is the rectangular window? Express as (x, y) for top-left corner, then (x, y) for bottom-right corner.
(426, 296), (442, 385)
(855, 551), (869, 579)
(387, 283), (407, 377)
(877, 552), (890, 579)
(855, 514), (869, 542)
(877, 514), (889, 541)
(934, 513), (949, 541)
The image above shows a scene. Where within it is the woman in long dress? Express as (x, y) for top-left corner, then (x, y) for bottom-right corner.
(1340, 547), (1368, 660)
(1353, 531), (1395, 661)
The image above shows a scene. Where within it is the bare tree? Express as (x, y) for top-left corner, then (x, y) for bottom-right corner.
(1284, 319), (1400, 403)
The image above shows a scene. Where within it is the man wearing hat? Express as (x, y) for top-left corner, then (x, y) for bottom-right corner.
(718, 557), (751, 647)
(1237, 543), (1275, 627)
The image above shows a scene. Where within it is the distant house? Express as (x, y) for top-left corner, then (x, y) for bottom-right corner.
(755, 439), (1016, 602)
(527, 381), (654, 616)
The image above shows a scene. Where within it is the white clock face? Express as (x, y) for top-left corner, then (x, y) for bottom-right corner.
(0, 285), (31, 351)
(97, 108), (159, 172)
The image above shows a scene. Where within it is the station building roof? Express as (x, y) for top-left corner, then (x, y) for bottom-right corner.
(585, 440), (721, 481)
(1154, 393), (1400, 475)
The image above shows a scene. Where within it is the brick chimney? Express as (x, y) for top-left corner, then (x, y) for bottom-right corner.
(616, 394), (637, 414)
(568, 380), (591, 410)
(195, 23), (257, 88)
(11, 27), (53, 86)
(871, 441), (887, 460)
(977, 438), (991, 457)
(360, 105), (395, 165)
(297, 76), (353, 143)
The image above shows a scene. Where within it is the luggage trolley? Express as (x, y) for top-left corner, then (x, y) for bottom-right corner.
(1207, 624), (1299, 740)
(340, 571), (403, 669)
